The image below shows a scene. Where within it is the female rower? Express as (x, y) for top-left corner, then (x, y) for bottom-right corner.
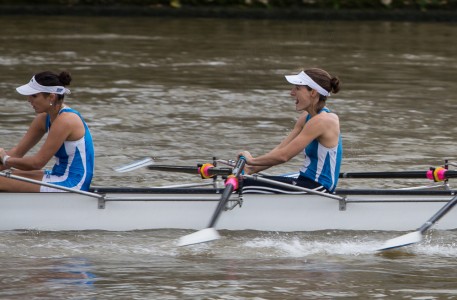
(239, 67), (342, 193)
(0, 71), (95, 192)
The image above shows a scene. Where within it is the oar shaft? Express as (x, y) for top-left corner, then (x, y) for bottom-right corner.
(418, 194), (457, 233)
(147, 165), (232, 176)
(207, 158), (246, 228)
(207, 184), (235, 228)
(340, 171), (427, 178)
(148, 165), (457, 180)
(340, 170), (457, 179)
(147, 165), (199, 173)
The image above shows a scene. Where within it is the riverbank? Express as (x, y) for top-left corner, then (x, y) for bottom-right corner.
(1, 4), (456, 22)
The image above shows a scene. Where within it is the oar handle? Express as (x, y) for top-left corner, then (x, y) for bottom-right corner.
(232, 157), (246, 178)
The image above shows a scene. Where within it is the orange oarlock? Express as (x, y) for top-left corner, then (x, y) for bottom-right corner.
(426, 167), (447, 182)
(198, 163), (215, 179)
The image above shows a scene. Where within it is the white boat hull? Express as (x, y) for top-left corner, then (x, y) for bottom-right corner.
(1, 188), (457, 232)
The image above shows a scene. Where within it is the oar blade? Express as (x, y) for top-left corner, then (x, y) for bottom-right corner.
(177, 228), (220, 247)
(378, 231), (423, 251)
(114, 157), (154, 173)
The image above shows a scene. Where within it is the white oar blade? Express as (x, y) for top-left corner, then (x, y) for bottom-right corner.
(177, 228), (220, 247)
(114, 157), (154, 173)
(378, 231), (423, 251)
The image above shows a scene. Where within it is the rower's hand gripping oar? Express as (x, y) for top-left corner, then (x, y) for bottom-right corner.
(378, 193), (457, 251)
(177, 156), (246, 247)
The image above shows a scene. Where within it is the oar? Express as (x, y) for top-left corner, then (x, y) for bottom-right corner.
(114, 157), (154, 173)
(378, 193), (457, 251)
(147, 165), (232, 177)
(115, 157), (457, 181)
(228, 169), (457, 180)
(177, 156), (246, 246)
(340, 169), (457, 180)
(115, 158), (233, 177)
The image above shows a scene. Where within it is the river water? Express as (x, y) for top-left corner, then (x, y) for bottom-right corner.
(1, 15), (457, 299)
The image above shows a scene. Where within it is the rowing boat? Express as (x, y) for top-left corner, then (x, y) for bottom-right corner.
(1, 181), (456, 232)
(2, 159), (457, 250)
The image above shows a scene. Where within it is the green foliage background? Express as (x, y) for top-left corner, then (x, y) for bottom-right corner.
(1, 0), (456, 10)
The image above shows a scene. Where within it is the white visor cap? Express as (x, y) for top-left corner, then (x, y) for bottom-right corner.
(16, 76), (71, 96)
(285, 71), (330, 97)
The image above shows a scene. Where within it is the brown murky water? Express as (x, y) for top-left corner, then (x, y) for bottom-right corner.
(0, 16), (456, 299)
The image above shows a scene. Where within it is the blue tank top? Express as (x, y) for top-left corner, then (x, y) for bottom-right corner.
(299, 107), (342, 192)
(45, 108), (95, 191)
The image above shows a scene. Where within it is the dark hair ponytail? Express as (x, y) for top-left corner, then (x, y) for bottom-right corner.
(35, 71), (72, 100)
(304, 68), (341, 113)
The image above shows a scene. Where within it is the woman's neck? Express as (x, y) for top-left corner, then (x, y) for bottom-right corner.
(48, 103), (66, 122)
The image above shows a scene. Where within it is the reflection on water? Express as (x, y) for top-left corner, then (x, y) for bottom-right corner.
(1, 16), (457, 298)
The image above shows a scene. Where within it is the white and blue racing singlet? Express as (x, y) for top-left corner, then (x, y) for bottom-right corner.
(44, 108), (95, 191)
(299, 107), (342, 192)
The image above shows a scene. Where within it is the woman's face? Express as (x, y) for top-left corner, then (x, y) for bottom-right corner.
(27, 93), (54, 113)
(290, 85), (316, 112)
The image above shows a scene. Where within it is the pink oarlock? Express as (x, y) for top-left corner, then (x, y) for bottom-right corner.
(224, 175), (239, 190)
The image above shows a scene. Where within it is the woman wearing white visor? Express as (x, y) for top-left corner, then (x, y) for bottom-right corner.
(239, 68), (342, 194)
(0, 71), (95, 192)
